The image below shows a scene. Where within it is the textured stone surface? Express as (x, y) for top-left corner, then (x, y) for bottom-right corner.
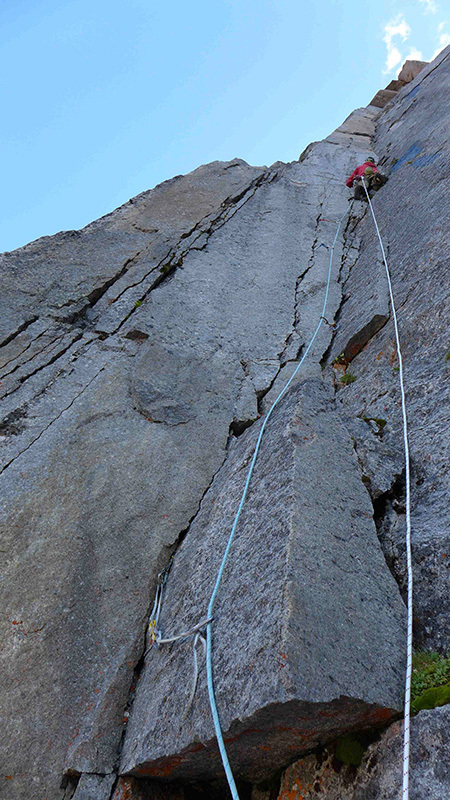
(111, 777), (185, 799)
(326, 44), (450, 649)
(72, 774), (116, 800)
(120, 376), (405, 784)
(0, 129), (375, 798)
(276, 747), (362, 800)
(397, 59), (428, 83)
(353, 706), (450, 800)
(0, 48), (449, 800)
(0, 160), (264, 345)
(0, 162), (270, 800)
(369, 89), (398, 108)
(273, 705), (450, 800)
(385, 79), (406, 92)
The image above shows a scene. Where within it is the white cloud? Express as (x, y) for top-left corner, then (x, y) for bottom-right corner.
(419, 0), (438, 13)
(386, 45), (402, 71)
(383, 15), (412, 73)
(405, 47), (424, 61)
(382, 10), (450, 75)
(431, 27), (450, 58)
(384, 17), (411, 43)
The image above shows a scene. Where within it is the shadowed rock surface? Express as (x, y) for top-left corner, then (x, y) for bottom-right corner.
(270, 705), (450, 800)
(0, 48), (449, 800)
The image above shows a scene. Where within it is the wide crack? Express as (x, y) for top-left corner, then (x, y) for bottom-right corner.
(371, 471), (407, 601)
(107, 442), (234, 786)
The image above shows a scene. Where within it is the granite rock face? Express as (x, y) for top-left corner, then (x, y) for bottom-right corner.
(0, 48), (449, 800)
(0, 160), (270, 800)
(120, 374), (405, 784)
(327, 45), (450, 651)
(369, 60), (428, 108)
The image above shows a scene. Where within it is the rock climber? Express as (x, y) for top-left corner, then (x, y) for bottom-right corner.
(346, 157), (388, 200)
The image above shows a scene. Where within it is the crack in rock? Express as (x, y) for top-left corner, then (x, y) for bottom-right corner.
(0, 315), (39, 348)
(0, 364), (106, 474)
(0, 330), (85, 401)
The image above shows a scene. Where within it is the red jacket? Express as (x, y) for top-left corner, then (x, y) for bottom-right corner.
(346, 161), (379, 187)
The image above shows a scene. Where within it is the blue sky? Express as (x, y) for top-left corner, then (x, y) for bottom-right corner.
(1, 0), (448, 252)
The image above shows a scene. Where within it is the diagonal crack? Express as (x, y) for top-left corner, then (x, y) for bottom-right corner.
(106, 169), (279, 337)
(109, 443), (232, 778)
(0, 330), (68, 381)
(0, 316), (39, 349)
(0, 364), (106, 475)
(0, 331), (85, 401)
(0, 324), (52, 376)
(51, 253), (143, 325)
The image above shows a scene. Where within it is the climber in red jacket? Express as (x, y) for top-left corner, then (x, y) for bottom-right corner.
(346, 157), (387, 200)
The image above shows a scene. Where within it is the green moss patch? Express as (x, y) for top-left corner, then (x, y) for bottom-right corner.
(335, 734), (365, 767)
(362, 416), (386, 429)
(411, 652), (450, 714)
(412, 683), (450, 714)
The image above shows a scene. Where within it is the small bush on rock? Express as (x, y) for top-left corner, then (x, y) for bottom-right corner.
(340, 372), (357, 385)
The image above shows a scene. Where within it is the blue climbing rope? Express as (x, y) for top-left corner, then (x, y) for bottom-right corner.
(205, 201), (353, 800)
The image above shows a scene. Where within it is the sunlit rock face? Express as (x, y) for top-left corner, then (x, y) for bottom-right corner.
(0, 48), (448, 800)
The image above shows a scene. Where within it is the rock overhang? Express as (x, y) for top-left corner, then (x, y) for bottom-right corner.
(124, 697), (399, 785)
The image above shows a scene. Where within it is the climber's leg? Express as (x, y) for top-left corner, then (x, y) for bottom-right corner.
(353, 178), (367, 201)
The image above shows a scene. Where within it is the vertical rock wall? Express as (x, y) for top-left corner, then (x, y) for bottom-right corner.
(0, 47), (448, 800)
(267, 44), (450, 800)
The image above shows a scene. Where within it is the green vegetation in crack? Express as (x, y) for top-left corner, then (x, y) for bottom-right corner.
(411, 652), (450, 714)
(362, 417), (387, 436)
(334, 734), (365, 766)
(340, 372), (357, 385)
(332, 352), (347, 366)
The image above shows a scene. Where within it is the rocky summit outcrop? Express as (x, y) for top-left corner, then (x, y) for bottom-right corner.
(0, 48), (449, 800)
(369, 58), (429, 108)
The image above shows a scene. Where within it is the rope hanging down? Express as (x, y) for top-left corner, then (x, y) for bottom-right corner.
(146, 183), (412, 800)
(205, 201), (353, 800)
(361, 178), (413, 800)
